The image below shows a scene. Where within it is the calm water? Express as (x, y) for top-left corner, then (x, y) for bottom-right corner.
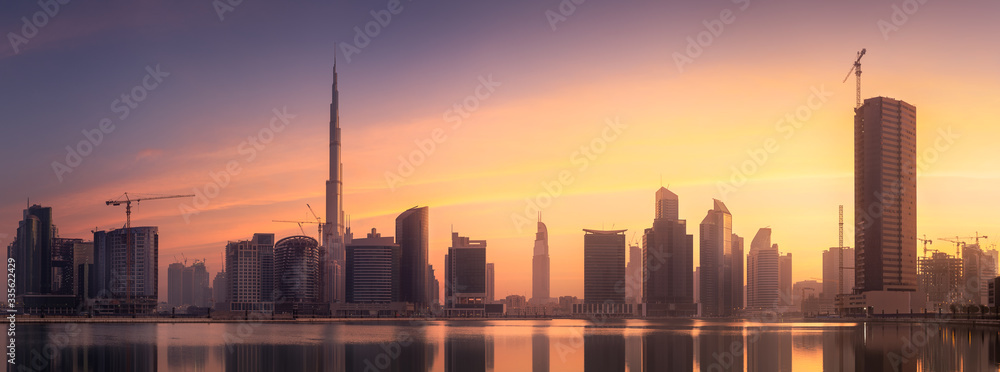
(8, 319), (1000, 371)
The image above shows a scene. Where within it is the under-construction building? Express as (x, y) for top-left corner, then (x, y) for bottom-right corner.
(917, 252), (963, 311)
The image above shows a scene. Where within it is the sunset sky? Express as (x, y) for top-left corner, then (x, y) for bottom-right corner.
(2, 0), (998, 300)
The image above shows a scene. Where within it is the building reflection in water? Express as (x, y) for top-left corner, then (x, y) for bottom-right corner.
(643, 330), (694, 371)
(747, 328), (791, 372)
(533, 332), (549, 372)
(167, 345), (207, 371)
(584, 331), (625, 372)
(698, 326), (744, 372)
(445, 332), (489, 372)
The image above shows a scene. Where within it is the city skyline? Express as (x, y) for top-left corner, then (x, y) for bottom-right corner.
(3, 0), (999, 302)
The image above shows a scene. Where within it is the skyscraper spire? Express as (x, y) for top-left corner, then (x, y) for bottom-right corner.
(324, 57), (346, 306)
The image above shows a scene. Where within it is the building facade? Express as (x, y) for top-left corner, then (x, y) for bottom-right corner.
(855, 97), (917, 293)
(225, 233), (274, 312)
(643, 187), (696, 316)
(445, 232), (487, 316)
(274, 235), (322, 312)
(396, 206), (429, 309)
(532, 214), (551, 304)
(346, 229), (400, 303)
(747, 228), (778, 311)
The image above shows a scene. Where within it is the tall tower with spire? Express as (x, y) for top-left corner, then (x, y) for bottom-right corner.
(324, 58), (346, 306)
(531, 213), (550, 304)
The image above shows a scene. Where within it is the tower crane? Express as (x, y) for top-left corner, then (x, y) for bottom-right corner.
(106, 193), (194, 308)
(843, 48), (867, 109)
(272, 220), (320, 240)
(938, 237), (966, 257)
(306, 204), (325, 243)
(918, 235), (935, 256)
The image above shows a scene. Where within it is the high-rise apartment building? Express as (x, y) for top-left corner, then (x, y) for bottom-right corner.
(747, 228), (778, 310)
(854, 97), (917, 293)
(225, 233), (274, 312)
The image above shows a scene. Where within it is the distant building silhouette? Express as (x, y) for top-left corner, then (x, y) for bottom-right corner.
(747, 228), (778, 310)
(212, 271), (227, 310)
(396, 206), (429, 309)
(428, 264), (440, 306)
(779, 252), (793, 308)
(822, 247), (855, 305)
(625, 243), (642, 304)
(531, 214), (551, 304)
(486, 262), (495, 303)
(225, 233), (275, 312)
(345, 228), (400, 303)
(643, 187), (696, 316)
(445, 232), (487, 316)
(167, 262), (184, 307)
(855, 97), (918, 293)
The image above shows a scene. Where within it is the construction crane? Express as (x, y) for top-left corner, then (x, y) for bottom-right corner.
(918, 235), (936, 256)
(272, 220), (320, 240)
(938, 237), (966, 257)
(106, 193), (194, 308)
(306, 204), (325, 243)
(843, 48), (867, 109)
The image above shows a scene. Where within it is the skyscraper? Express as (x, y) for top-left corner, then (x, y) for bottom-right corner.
(445, 232), (487, 316)
(531, 214), (550, 304)
(323, 60), (347, 308)
(167, 262), (184, 307)
(778, 252), (792, 307)
(11, 204), (56, 298)
(731, 234), (744, 312)
(747, 228), (778, 310)
(190, 260), (209, 307)
(643, 187), (696, 316)
(225, 233), (274, 312)
(346, 229), (400, 303)
(699, 199), (733, 317)
(625, 243), (642, 304)
(582, 229), (626, 305)
(486, 263), (495, 304)
(274, 235), (321, 312)
(428, 264), (440, 306)
(396, 206), (429, 309)
(854, 97), (917, 293)
(212, 271), (227, 310)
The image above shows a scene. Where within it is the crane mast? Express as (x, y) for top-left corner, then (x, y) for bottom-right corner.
(843, 48), (866, 109)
